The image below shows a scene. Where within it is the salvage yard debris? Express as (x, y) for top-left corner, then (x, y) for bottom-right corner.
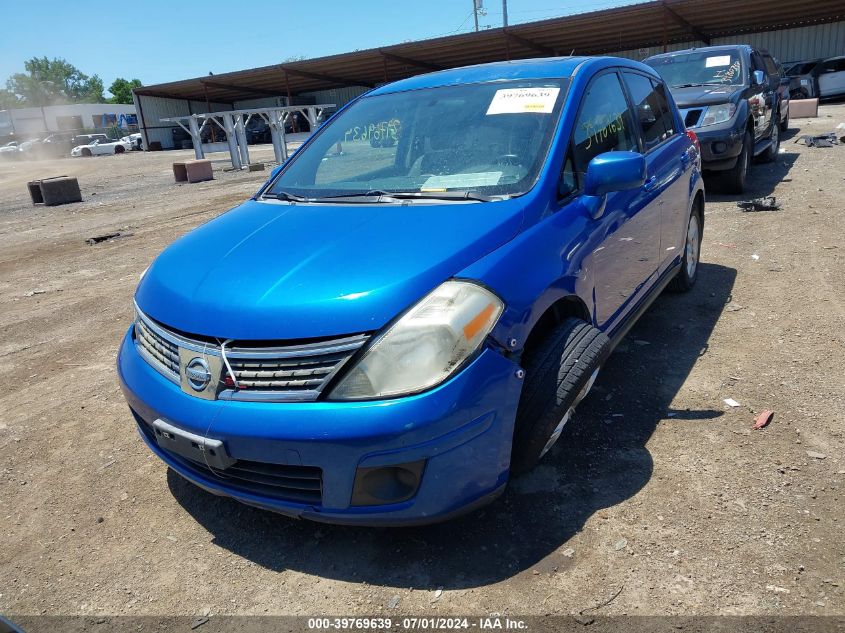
(737, 196), (780, 212)
(86, 231), (132, 245)
(753, 409), (774, 430)
(795, 132), (840, 148)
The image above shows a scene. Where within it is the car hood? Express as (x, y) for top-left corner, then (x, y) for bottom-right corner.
(670, 84), (745, 108)
(135, 198), (524, 340)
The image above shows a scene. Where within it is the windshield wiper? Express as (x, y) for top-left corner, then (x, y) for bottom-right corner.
(672, 82), (725, 88)
(262, 190), (312, 202)
(314, 190), (500, 203)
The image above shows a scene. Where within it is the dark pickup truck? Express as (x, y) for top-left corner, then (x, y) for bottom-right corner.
(645, 45), (786, 193)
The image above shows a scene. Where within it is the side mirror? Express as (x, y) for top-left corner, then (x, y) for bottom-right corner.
(753, 70), (766, 86)
(584, 151), (647, 198)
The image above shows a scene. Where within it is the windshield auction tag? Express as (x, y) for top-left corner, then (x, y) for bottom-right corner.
(486, 87), (560, 115)
(423, 172), (503, 189)
(705, 56), (731, 67)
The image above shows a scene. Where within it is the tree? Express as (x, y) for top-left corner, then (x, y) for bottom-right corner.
(0, 88), (19, 109)
(108, 78), (142, 104)
(4, 57), (104, 106)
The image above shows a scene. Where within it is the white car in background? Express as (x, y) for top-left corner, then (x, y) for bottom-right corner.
(0, 141), (21, 158)
(817, 56), (845, 99)
(120, 132), (143, 150)
(71, 137), (132, 157)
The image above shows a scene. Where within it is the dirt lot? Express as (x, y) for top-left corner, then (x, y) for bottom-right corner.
(1, 108), (843, 621)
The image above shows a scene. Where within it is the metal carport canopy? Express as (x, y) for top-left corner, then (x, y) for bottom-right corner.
(134, 0), (844, 104)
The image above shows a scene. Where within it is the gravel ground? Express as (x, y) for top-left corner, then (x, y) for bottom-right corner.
(0, 108), (843, 620)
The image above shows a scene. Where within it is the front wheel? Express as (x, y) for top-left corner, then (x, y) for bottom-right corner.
(668, 206), (702, 292)
(511, 318), (610, 475)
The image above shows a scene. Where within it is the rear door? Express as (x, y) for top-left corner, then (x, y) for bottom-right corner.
(564, 69), (660, 329)
(621, 70), (692, 276)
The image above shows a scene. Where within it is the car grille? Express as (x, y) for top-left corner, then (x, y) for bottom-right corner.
(135, 413), (322, 504)
(133, 304), (369, 402)
(136, 317), (180, 376)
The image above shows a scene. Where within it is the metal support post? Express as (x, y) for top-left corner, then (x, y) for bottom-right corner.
(188, 115), (204, 159)
(268, 110), (286, 163)
(222, 114), (242, 170)
(235, 114), (250, 166)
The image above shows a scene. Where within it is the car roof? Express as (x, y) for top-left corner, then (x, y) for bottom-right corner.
(369, 56), (660, 95)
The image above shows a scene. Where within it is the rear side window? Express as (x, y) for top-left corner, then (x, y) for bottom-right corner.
(622, 72), (675, 151)
(651, 82), (676, 138)
(570, 72), (638, 181)
(821, 58), (845, 73)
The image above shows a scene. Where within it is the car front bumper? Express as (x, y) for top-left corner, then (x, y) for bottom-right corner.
(695, 125), (744, 171)
(117, 327), (523, 525)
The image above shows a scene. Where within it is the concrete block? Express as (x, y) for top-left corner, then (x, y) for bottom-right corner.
(172, 162), (188, 182)
(174, 160), (213, 183)
(186, 159), (213, 183)
(789, 98), (819, 118)
(27, 176), (82, 206)
(247, 162), (266, 172)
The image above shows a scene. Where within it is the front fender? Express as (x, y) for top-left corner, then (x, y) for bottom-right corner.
(460, 200), (597, 352)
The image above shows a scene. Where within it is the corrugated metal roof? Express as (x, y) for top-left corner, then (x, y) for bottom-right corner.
(134, 0), (844, 103)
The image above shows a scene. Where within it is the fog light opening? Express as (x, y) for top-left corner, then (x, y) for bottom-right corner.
(713, 141), (728, 154)
(351, 460), (426, 506)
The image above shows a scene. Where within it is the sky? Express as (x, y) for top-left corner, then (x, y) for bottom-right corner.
(1, 0), (636, 96)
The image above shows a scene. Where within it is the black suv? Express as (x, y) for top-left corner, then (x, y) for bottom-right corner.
(645, 45), (785, 193)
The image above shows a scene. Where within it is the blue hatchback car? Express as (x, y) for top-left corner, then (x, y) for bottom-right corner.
(118, 56), (704, 525)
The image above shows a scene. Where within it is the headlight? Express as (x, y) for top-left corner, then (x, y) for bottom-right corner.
(699, 103), (737, 127)
(329, 280), (504, 400)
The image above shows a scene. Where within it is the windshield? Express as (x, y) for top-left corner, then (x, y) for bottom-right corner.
(267, 79), (568, 200)
(647, 50), (745, 88)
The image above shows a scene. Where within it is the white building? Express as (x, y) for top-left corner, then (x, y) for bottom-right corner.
(0, 103), (137, 139)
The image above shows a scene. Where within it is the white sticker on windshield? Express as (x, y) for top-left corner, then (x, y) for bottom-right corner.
(705, 55), (731, 67)
(486, 87), (560, 115)
(422, 172), (502, 190)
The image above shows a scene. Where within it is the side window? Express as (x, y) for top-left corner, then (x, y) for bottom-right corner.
(570, 72), (638, 182)
(559, 150), (577, 199)
(763, 55), (779, 77)
(622, 72), (676, 151)
(821, 59), (845, 74)
(651, 81), (676, 138)
(623, 72), (666, 151)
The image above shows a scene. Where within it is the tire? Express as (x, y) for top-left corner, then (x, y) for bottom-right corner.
(762, 116), (780, 162)
(114, 145), (125, 154)
(511, 318), (610, 475)
(719, 130), (751, 194)
(81, 148), (92, 157)
(668, 205), (703, 293)
(779, 106), (789, 132)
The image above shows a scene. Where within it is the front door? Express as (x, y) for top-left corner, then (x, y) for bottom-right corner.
(621, 71), (691, 275)
(568, 70), (660, 329)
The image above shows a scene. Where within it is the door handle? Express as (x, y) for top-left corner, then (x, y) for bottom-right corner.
(643, 176), (658, 192)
